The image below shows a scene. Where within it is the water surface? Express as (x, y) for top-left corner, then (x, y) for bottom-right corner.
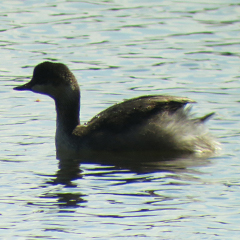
(1, 0), (240, 239)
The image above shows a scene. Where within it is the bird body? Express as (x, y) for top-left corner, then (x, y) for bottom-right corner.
(14, 62), (219, 160)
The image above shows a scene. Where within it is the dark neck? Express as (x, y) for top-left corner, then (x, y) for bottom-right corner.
(55, 92), (80, 134)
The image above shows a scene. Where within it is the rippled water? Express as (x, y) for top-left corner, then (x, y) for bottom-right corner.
(1, 0), (240, 239)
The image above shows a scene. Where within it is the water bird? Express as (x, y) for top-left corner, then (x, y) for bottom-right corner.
(14, 61), (219, 160)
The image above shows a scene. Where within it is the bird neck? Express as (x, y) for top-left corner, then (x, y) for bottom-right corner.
(55, 91), (80, 134)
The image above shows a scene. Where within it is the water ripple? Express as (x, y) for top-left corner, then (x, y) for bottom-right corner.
(1, 0), (240, 239)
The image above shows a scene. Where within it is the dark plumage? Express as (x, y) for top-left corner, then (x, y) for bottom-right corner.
(14, 61), (219, 160)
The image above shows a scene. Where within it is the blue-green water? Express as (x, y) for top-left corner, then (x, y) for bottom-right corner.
(1, 0), (240, 239)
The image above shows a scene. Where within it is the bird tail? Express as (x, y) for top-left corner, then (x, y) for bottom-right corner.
(194, 112), (215, 123)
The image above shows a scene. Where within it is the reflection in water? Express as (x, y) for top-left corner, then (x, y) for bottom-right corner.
(41, 192), (86, 208)
(52, 159), (82, 186)
(54, 151), (213, 184)
(42, 154), (214, 210)
(45, 152), (213, 208)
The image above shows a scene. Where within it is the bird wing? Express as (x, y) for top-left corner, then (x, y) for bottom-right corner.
(73, 95), (196, 136)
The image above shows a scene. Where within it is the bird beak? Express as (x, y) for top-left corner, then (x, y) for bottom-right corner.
(13, 81), (32, 91)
